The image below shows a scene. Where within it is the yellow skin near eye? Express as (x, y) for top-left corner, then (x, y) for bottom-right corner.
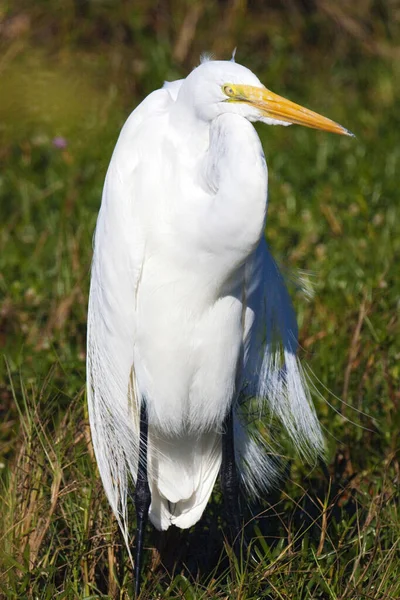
(222, 84), (236, 97)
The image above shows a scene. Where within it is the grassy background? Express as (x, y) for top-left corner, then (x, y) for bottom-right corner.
(0, 1), (399, 598)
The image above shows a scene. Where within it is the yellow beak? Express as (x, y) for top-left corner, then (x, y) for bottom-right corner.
(223, 84), (353, 136)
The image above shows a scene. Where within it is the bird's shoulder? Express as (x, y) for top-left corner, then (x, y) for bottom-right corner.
(105, 85), (180, 184)
(118, 87), (174, 144)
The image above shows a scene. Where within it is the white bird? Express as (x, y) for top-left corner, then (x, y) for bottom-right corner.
(87, 56), (352, 594)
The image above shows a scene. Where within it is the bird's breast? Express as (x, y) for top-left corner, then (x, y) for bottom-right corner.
(133, 254), (245, 434)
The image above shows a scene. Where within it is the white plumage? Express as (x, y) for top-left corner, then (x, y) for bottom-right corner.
(87, 58), (350, 554)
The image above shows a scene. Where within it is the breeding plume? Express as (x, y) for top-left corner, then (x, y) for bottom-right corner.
(87, 57), (352, 594)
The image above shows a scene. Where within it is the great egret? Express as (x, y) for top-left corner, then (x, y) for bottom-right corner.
(87, 57), (352, 595)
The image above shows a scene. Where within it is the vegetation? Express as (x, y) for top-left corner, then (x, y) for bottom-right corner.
(0, 1), (399, 598)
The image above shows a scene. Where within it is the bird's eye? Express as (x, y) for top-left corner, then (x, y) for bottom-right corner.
(222, 85), (235, 97)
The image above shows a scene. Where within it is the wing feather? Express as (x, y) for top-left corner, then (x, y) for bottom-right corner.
(87, 87), (178, 553)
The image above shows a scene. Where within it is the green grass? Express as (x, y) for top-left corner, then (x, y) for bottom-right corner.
(1, 2), (399, 598)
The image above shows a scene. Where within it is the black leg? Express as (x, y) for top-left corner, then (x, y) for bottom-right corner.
(319, 457), (331, 483)
(134, 400), (151, 597)
(220, 405), (243, 555)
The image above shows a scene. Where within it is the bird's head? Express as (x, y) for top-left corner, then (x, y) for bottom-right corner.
(176, 58), (353, 136)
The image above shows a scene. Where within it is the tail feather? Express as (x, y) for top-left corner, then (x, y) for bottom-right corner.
(235, 243), (324, 498)
(148, 431), (221, 530)
(259, 248), (325, 459)
(234, 408), (281, 497)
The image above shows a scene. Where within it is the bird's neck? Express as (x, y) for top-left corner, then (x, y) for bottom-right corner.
(168, 103), (210, 158)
